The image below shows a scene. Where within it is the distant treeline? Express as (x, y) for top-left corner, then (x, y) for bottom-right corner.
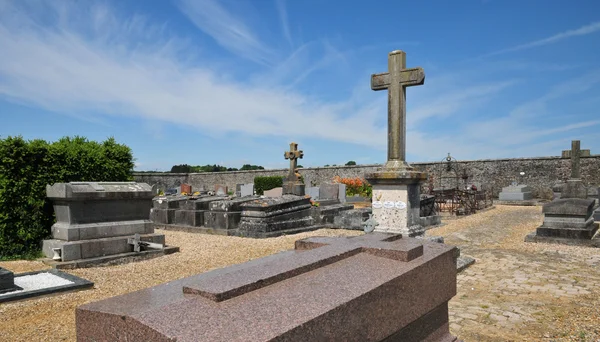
(170, 164), (265, 173)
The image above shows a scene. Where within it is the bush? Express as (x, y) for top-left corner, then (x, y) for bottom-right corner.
(0, 136), (134, 259)
(254, 176), (284, 195)
(332, 176), (372, 198)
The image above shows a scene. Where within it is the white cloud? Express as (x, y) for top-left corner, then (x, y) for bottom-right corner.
(176, 0), (274, 65)
(483, 21), (600, 57)
(275, 0), (293, 48)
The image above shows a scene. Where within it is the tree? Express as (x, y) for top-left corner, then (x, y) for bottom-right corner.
(297, 165), (304, 168)
(345, 161), (357, 166)
(240, 164), (265, 171)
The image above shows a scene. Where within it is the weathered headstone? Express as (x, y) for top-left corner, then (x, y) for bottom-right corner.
(240, 183), (254, 197)
(264, 187), (283, 197)
(214, 184), (228, 196)
(365, 50), (427, 236)
(282, 142), (305, 196)
(43, 182), (178, 267)
(76, 233), (460, 342)
(305, 186), (320, 200)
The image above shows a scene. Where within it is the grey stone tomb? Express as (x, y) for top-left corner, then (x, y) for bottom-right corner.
(0, 267), (20, 294)
(364, 49), (427, 236)
(43, 182), (178, 267)
(498, 185), (533, 201)
(282, 142), (305, 196)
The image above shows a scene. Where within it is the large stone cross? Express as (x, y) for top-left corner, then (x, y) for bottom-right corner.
(371, 50), (425, 170)
(284, 142), (303, 181)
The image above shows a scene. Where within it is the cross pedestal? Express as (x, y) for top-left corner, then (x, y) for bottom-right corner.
(365, 50), (427, 236)
(282, 142), (305, 196)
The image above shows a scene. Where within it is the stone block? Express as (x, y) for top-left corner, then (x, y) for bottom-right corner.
(203, 211), (242, 230)
(499, 192), (533, 201)
(76, 233), (459, 342)
(500, 185), (531, 193)
(51, 220), (153, 241)
(174, 210), (205, 227)
(310, 203), (354, 225)
(150, 208), (176, 224)
(264, 187), (283, 197)
(209, 197), (257, 212)
(282, 182), (305, 196)
(153, 196), (188, 209)
(594, 208), (600, 222)
(333, 208), (372, 230)
(43, 234), (165, 262)
(180, 196), (226, 210)
(561, 179), (588, 199)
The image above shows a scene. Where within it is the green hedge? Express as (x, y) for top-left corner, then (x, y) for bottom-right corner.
(254, 176), (284, 195)
(0, 136), (134, 259)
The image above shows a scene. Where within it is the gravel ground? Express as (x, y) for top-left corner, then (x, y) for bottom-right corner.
(1, 206), (599, 341)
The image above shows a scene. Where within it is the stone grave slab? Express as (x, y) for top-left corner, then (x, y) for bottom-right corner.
(0, 268), (93, 303)
(214, 185), (228, 196)
(43, 182), (178, 268)
(305, 186), (320, 199)
(152, 195), (228, 233)
(264, 187), (283, 197)
(237, 195), (316, 238)
(310, 203), (355, 225)
(76, 233), (459, 342)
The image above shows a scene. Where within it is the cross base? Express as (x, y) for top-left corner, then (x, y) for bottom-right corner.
(365, 170), (427, 236)
(282, 182), (305, 196)
(384, 160), (414, 171)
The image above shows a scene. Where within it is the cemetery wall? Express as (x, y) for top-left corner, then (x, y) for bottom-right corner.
(133, 155), (600, 198)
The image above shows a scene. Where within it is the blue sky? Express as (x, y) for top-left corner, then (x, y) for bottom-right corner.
(1, 0), (599, 171)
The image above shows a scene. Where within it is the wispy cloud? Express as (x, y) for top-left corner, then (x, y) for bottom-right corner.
(275, 0), (293, 48)
(177, 0), (274, 65)
(482, 21), (600, 57)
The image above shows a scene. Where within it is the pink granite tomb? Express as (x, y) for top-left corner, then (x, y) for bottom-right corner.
(76, 233), (459, 341)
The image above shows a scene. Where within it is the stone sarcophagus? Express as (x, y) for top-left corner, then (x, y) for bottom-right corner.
(76, 233), (459, 341)
(43, 182), (173, 265)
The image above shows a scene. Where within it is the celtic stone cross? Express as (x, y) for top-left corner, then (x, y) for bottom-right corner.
(284, 142), (303, 181)
(371, 50), (425, 170)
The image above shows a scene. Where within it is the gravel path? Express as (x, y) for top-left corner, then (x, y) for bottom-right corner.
(1, 206), (599, 341)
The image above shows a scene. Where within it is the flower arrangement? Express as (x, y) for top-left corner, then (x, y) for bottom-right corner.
(332, 176), (372, 198)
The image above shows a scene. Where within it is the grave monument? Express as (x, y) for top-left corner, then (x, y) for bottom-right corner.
(76, 233), (460, 341)
(364, 50), (427, 236)
(525, 141), (599, 246)
(43, 182), (178, 268)
(282, 142), (305, 196)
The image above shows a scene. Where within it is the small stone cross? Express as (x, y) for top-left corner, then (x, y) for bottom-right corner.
(284, 142), (303, 181)
(371, 50), (425, 170)
(362, 214), (379, 233)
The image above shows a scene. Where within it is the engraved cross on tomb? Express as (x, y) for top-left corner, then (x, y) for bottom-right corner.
(371, 50), (425, 170)
(284, 142), (303, 181)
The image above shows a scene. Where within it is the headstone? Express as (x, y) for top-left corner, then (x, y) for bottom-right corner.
(264, 187), (283, 197)
(305, 186), (320, 200)
(181, 183), (192, 195)
(338, 183), (347, 203)
(365, 50), (427, 236)
(42, 182), (176, 266)
(237, 195), (315, 238)
(76, 233), (460, 342)
(214, 185), (228, 196)
(240, 183), (254, 197)
(525, 198), (599, 246)
(498, 185), (533, 201)
(235, 184), (243, 197)
(319, 183), (341, 201)
(282, 142), (305, 196)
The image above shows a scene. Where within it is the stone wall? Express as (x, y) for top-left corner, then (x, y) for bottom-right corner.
(133, 155), (600, 198)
